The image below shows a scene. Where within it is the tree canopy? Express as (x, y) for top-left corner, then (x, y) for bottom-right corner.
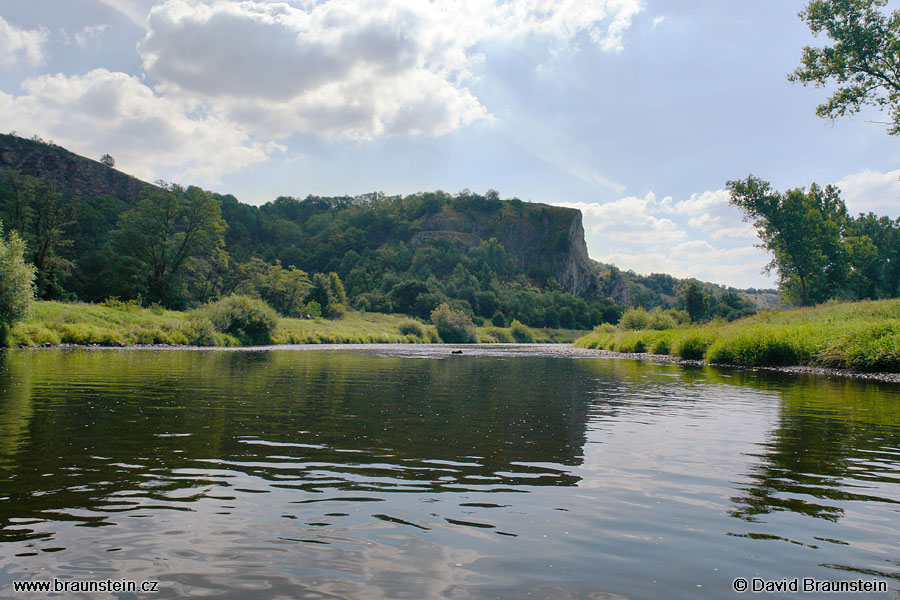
(790, 0), (900, 134)
(0, 221), (36, 343)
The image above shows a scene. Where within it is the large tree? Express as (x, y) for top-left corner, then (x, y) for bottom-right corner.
(789, 0), (900, 134)
(0, 221), (36, 344)
(112, 183), (226, 307)
(727, 175), (849, 305)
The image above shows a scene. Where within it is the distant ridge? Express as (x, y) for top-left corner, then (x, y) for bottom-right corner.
(0, 133), (152, 203)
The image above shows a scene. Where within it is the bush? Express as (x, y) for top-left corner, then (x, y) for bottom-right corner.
(677, 333), (713, 360)
(0, 223), (36, 344)
(647, 307), (677, 330)
(619, 307), (650, 330)
(491, 311), (507, 327)
(398, 320), (425, 338)
(430, 303), (477, 343)
(484, 327), (514, 343)
(510, 319), (535, 343)
(201, 295), (278, 345)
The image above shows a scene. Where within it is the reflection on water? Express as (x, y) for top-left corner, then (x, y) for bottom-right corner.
(0, 347), (898, 599)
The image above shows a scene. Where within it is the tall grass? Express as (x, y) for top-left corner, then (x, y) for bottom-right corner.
(575, 299), (900, 372)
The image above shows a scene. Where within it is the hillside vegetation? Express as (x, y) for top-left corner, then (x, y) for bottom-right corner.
(575, 299), (900, 372)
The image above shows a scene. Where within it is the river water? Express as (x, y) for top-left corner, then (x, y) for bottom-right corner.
(0, 345), (898, 598)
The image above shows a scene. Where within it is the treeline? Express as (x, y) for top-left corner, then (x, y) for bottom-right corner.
(0, 171), (626, 328)
(728, 175), (900, 306)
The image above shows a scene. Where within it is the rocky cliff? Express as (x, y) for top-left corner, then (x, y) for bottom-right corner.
(0, 134), (150, 202)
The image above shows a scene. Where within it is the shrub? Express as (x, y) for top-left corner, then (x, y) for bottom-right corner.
(181, 316), (220, 346)
(430, 303), (477, 343)
(510, 319), (535, 343)
(101, 297), (141, 312)
(201, 295), (278, 345)
(398, 320), (425, 337)
(647, 307), (677, 330)
(484, 327), (514, 343)
(491, 311), (507, 327)
(677, 333), (712, 360)
(619, 307), (650, 330)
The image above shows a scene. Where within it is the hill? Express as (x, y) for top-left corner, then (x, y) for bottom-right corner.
(0, 133), (773, 328)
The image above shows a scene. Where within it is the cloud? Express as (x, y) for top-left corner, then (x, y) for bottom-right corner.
(136, 0), (644, 140)
(74, 24), (110, 47)
(602, 242), (770, 288)
(836, 168), (900, 217)
(0, 69), (279, 184)
(0, 15), (48, 67)
(555, 193), (686, 246)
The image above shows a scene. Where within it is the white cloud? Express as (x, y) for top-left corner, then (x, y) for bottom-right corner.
(673, 188), (731, 215)
(136, 0), (643, 140)
(602, 242), (770, 288)
(836, 168), (900, 217)
(0, 15), (48, 67)
(74, 24), (110, 47)
(555, 193), (686, 246)
(0, 69), (279, 184)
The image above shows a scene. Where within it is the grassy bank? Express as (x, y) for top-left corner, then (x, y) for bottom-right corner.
(7, 301), (584, 347)
(575, 299), (900, 372)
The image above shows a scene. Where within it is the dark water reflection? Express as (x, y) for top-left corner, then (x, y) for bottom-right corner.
(0, 347), (898, 599)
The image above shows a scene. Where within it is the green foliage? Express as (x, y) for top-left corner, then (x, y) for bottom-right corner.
(307, 272), (348, 319)
(728, 175), (848, 305)
(790, 0), (900, 135)
(111, 183), (226, 307)
(0, 222), (36, 344)
(619, 307), (651, 330)
(201, 294), (278, 345)
(235, 258), (312, 317)
(0, 170), (74, 299)
(683, 282), (707, 322)
(482, 327), (514, 343)
(677, 334), (712, 360)
(100, 296), (141, 312)
(509, 319), (535, 343)
(398, 320), (425, 337)
(430, 302), (477, 343)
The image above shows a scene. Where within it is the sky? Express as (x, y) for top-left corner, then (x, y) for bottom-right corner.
(1, 0), (899, 289)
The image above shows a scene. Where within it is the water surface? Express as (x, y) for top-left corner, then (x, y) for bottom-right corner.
(0, 345), (898, 598)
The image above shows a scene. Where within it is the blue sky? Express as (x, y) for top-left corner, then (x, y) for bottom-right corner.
(1, 0), (899, 289)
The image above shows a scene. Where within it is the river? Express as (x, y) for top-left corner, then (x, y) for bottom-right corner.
(0, 345), (898, 598)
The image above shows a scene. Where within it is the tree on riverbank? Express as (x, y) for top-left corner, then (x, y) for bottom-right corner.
(0, 221), (36, 344)
(728, 174), (900, 304)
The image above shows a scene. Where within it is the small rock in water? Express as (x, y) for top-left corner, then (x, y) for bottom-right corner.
(451, 349), (463, 354)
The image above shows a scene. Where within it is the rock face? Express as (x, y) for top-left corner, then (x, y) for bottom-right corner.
(413, 201), (600, 296)
(0, 134), (150, 203)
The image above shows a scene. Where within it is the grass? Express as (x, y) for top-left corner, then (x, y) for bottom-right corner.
(7, 301), (586, 347)
(574, 298), (900, 373)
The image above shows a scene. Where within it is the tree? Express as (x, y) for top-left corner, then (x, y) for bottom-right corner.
(100, 154), (116, 168)
(0, 221), (36, 344)
(0, 171), (75, 299)
(112, 183), (226, 307)
(789, 0), (900, 134)
(682, 282), (708, 322)
(727, 175), (849, 305)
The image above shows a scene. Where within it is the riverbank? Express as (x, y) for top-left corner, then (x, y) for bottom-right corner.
(7, 301), (585, 347)
(575, 298), (900, 373)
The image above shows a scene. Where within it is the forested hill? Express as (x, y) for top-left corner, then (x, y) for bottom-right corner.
(0, 133), (770, 328)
